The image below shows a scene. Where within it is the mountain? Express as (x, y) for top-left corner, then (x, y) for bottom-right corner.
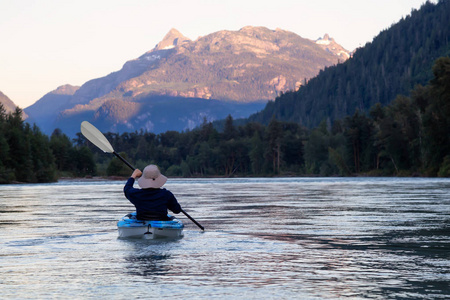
(0, 91), (28, 119)
(25, 26), (349, 137)
(0, 91), (17, 114)
(315, 34), (351, 61)
(249, 0), (450, 128)
(25, 85), (79, 134)
(154, 28), (191, 50)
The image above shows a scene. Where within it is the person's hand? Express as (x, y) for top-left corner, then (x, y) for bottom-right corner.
(131, 169), (142, 179)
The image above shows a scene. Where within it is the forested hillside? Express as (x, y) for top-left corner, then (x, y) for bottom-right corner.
(1, 57), (448, 183)
(249, 0), (450, 128)
(0, 106), (95, 183)
(75, 57), (449, 178)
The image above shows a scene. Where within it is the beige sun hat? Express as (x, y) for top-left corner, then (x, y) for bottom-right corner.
(138, 165), (167, 189)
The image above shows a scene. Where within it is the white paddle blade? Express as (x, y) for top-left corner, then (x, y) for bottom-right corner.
(80, 121), (114, 153)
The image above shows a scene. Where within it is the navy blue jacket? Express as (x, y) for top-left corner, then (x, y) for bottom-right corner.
(123, 178), (181, 220)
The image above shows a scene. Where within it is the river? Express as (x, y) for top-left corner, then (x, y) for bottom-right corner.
(1, 177), (449, 299)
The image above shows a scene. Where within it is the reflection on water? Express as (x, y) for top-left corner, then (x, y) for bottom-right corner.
(121, 239), (180, 277)
(0, 177), (449, 299)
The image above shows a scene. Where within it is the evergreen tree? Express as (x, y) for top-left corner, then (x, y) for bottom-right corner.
(421, 57), (450, 174)
(4, 108), (32, 182)
(28, 124), (57, 182)
(223, 115), (237, 141)
(249, 131), (264, 175)
(304, 121), (331, 175)
(344, 110), (376, 173)
(50, 129), (74, 171)
(266, 117), (283, 173)
(0, 104), (13, 183)
(72, 146), (97, 177)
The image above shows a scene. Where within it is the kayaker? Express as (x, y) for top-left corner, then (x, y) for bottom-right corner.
(124, 164), (182, 221)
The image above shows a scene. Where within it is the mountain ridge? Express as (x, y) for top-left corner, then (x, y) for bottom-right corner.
(315, 34), (351, 60)
(24, 26), (350, 136)
(155, 28), (191, 50)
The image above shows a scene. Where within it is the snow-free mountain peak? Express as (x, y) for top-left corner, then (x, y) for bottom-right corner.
(155, 28), (191, 50)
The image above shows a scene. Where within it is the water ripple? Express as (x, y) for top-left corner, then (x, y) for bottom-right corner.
(0, 177), (449, 299)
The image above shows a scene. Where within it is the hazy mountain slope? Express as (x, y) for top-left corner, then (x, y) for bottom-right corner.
(24, 85), (79, 134)
(0, 91), (29, 119)
(54, 96), (266, 137)
(0, 91), (17, 113)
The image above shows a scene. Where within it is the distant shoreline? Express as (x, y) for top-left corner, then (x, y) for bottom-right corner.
(58, 176), (128, 182)
(3, 172), (439, 185)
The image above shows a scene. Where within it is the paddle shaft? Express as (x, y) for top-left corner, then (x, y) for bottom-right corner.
(113, 152), (205, 231)
(181, 209), (204, 231)
(113, 151), (135, 171)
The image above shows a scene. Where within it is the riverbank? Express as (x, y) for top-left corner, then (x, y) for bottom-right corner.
(58, 176), (128, 182)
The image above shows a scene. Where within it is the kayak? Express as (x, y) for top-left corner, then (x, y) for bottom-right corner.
(117, 212), (184, 239)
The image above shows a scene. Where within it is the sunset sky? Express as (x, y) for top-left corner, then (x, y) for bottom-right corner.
(0, 0), (433, 108)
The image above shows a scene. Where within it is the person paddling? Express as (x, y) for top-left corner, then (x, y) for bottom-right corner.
(124, 164), (182, 221)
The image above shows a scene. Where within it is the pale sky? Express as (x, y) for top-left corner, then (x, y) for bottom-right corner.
(0, 0), (432, 108)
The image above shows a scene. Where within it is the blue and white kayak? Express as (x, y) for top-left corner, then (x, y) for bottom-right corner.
(117, 212), (184, 239)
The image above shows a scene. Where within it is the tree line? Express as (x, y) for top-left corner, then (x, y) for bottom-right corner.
(0, 107), (96, 183)
(79, 58), (449, 178)
(0, 57), (448, 183)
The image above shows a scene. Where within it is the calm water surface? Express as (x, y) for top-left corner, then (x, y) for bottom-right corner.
(1, 177), (449, 299)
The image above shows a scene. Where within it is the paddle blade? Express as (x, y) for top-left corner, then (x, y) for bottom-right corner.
(80, 121), (114, 153)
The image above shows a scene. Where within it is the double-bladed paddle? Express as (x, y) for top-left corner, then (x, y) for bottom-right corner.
(80, 121), (204, 231)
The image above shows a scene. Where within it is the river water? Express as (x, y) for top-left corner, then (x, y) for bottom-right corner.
(0, 177), (449, 299)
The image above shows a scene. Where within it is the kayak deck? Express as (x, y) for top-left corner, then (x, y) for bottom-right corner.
(117, 212), (184, 239)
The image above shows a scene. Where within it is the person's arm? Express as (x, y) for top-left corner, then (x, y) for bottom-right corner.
(131, 169), (142, 179)
(124, 169), (142, 198)
(167, 190), (182, 214)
